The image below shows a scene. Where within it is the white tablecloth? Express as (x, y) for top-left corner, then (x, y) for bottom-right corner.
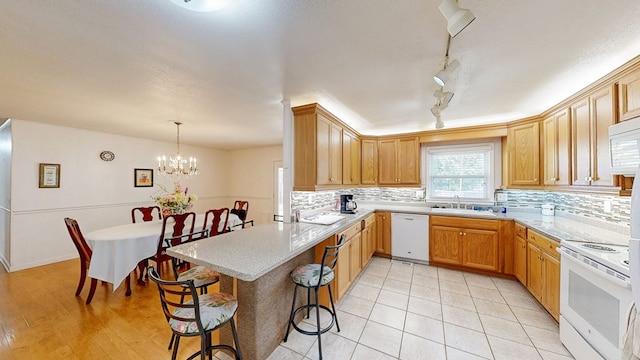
(85, 213), (241, 290)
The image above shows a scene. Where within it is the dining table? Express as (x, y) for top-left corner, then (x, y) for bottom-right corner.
(85, 212), (243, 290)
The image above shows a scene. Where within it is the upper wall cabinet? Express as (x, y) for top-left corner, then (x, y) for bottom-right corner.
(570, 85), (618, 187)
(293, 104), (345, 191)
(619, 66), (640, 121)
(507, 122), (540, 186)
(361, 138), (378, 185)
(378, 136), (420, 186)
(542, 109), (571, 186)
(343, 130), (361, 185)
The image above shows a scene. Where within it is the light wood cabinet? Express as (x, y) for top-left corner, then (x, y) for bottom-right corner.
(542, 109), (571, 186)
(361, 139), (378, 185)
(619, 66), (640, 121)
(378, 136), (420, 185)
(526, 229), (560, 321)
(316, 114), (343, 185)
(343, 130), (361, 185)
(375, 211), (391, 257)
(334, 222), (361, 299)
(361, 214), (376, 267)
(349, 232), (362, 281)
(571, 85), (618, 187)
(430, 216), (501, 273)
(507, 122), (540, 186)
(514, 223), (527, 285)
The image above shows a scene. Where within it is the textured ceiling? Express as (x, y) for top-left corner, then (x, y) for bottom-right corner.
(1, 1), (640, 150)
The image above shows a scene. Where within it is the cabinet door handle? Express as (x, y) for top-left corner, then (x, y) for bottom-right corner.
(459, 232), (463, 235)
(463, 232), (466, 236)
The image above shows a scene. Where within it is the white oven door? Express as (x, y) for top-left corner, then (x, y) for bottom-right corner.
(560, 252), (633, 360)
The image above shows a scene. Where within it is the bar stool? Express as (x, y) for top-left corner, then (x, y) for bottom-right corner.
(283, 235), (346, 360)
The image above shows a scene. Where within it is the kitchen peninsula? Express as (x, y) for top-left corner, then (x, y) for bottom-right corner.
(167, 209), (374, 360)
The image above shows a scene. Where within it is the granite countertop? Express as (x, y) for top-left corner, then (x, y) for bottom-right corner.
(168, 202), (630, 282)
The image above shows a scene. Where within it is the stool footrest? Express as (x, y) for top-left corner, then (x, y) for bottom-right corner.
(290, 304), (336, 336)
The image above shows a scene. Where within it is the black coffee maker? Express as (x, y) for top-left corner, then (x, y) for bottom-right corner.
(340, 194), (357, 214)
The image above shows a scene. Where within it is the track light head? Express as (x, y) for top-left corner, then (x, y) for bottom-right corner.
(433, 59), (460, 87)
(434, 89), (454, 105)
(435, 115), (445, 129)
(439, 0), (476, 37)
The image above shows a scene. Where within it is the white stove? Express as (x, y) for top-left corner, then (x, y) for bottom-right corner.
(561, 239), (630, 281)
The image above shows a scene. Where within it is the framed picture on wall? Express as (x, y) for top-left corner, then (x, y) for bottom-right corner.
(134, 168), (153, 187)
(39, 163), (60, 188)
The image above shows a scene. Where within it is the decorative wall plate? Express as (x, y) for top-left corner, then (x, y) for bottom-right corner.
(99, 150), (115, 161)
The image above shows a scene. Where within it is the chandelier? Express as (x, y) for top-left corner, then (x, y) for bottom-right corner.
(157, 122), (199, 178)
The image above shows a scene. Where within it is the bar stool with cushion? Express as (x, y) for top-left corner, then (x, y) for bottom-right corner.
(131, 206), (162, 223)
(64, 217), (131, 304)
(148, 266), (243, 360)
(283, 234), (346, 360)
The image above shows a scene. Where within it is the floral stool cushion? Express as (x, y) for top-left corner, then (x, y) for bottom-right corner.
(169, 292), (237, 334)
(177, 266), (220, 288)
(290, 264), (334, 287)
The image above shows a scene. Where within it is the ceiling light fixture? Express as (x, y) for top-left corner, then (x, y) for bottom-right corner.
(438, 0), (476, 37)
(433, 88), (454, 105)
(168, 0), (230, 12)
(435, 115), (445, 129)
(157, 122), (199, 178)
(431, 102), (449, 117)
(433, 58), (460, 87)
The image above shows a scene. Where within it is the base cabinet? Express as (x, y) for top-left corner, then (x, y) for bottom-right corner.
(375, 211), (391, 257)
(514, 223), (527, 285)
(526, 229), (560, 321)
(361, 214), (376, 267)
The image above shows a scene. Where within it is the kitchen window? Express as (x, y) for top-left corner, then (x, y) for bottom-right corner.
(423, 141), (500, 202)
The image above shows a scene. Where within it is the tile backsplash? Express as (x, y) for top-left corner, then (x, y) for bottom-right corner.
(291, 188), (632, 230)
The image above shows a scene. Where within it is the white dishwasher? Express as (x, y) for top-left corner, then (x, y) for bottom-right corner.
(391, 213), (429, 263)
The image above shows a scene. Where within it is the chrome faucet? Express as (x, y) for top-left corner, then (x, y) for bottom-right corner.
(454, 195), (460, 209)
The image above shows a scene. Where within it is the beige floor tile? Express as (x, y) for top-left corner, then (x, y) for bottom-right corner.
(364, 265), (390, 278)
(492, 277), (529, 295)
(338, 294), (375, 319)
(487, 335), (542, 360)
(408, 296), (443, 320)
(358, 273), (386, 288)
(400, 332), (446, 360)
(522, 325), (572, 356)
(468, 285), (506, 304)
(404, 311), (445, 344)
(377, 289), (409, 310)
(390, 261), (414, 274)
(281, 321), (318, 355)
(538, 348), (575, 360)
(444, 322), (493, 359)
(359, 321), (403, 358)
(438, 268), (467, 283)
(369, 257), (392, 269)
(304, 332), (357, 360)
(329, 310), (367, 342)
(386, 269), (413, 283)
(349, 283), (381, 301)
(442, 304), (483, 332)
(511, 306), (559, 332)
(410, 283), (441, 303)
(446, 346), (490, 359)
(479, 313), (532, 346)
(473, 297), (518, 322)
(265, 345), (305, 360)
(440, 291), (476, 311)
(502, 291), (545, 311)
(439, 279), (471, 296)
(369, 303), (407, 330)
(463, 273), (498, 290)
(382, 278), (411, 295)
(414, 264), (438, 278)
(412, 274), (440, 289)
(350, 344), (397, 360)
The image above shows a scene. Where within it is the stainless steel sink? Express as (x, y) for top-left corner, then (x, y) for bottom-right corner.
(430, 208), (497, 217)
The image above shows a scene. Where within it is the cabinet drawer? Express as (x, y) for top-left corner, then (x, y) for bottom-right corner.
(515, 223), (527, 239)
(430, 215), (499, 230)
(528, 230), (560, 259)
(361, 214), (375, 229)
(339, 223), (361, 241)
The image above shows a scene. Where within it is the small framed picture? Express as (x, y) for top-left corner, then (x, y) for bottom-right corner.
(39, 163), (60, 188)
(134, 168), (154, 187)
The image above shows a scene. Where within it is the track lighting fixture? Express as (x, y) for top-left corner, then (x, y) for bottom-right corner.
(435, 115), (445, 129)
(433, 59), (460, 87)
(438, 0), (476, 37)
(433, 88), (454, 106)
(431, 102), (449, 117)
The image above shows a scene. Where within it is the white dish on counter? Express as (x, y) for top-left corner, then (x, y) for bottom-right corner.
(300, 213), (345, 225)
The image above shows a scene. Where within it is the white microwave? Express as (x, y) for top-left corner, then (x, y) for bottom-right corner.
(609, 117), (640, 176)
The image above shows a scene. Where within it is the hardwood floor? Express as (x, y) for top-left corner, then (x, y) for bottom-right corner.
(0, 259), (218, 359)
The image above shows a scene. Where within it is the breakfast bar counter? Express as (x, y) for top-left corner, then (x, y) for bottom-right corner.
(167, 209), (374, 360)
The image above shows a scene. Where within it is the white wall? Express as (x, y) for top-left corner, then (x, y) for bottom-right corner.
(0, 119), (11, 270)
(226, 145), (283, 225)
(8, 119), (231, 271)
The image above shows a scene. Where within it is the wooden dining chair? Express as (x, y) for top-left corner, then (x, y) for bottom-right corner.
(139, 212), (198, 283)
(232, 200), (253, 229)
(203, 208), (230, 237)
(131, 206), (161, 223)
(64, 217), (131, 304)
